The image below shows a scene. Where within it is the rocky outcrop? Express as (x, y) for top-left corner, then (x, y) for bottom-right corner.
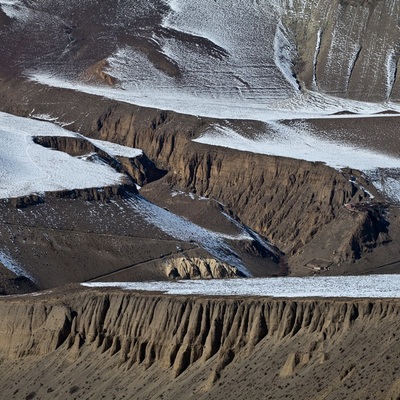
(339, 209), (390, 261)
(163, 255), (244, 279)
(81, 60), (118, 86)
(0, 289), (400, 399)
(117, 153), (167, 187)
(33, 136), (97, 157)
(0, 265), (37, 296)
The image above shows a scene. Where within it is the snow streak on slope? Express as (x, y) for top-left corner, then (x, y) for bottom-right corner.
(0, 250), (33, 280)
(386, 49), (398, 100)
(273, 20), (299, 91)
(83, 274), (400, 298)
(0, 0), (29, 20)
(0, 112), (134, 199)
(123, 195), (259, 276)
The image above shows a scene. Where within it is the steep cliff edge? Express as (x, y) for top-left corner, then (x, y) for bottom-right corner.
(0, 288), (400, 399)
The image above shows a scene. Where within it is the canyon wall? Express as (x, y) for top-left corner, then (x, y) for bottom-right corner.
(92, 105), (385, 266)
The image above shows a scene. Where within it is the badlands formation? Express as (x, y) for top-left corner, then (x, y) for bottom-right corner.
(0, 0), (400, 399)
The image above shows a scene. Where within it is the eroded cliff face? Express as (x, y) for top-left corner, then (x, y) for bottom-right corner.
(91, 105), (389, 268)
(163, 255), (243, 279)
(0, 289), (400, 399)
(282, 0), (400, 101)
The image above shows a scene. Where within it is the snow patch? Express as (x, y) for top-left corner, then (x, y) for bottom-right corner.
(171, 189), (207, 201)
(0, 250), (33, 280)
(29, 112), (75, 127)
(0, 112), (130, 199)
(370, 173), (400, 204)
(82, 274), (400, 298)
(0, 0), (29, 21)
(87, 138), (143, 158)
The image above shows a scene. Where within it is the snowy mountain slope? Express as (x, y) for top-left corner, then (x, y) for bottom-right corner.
(0, 0), (399, 284)
(2, 0), (399, 121)
(0, 111), (282, 286)
(24, 0), (297, 121)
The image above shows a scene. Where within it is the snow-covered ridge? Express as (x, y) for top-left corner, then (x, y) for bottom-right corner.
(0, 112), (141, 199)
(82, 274), (400, 298)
